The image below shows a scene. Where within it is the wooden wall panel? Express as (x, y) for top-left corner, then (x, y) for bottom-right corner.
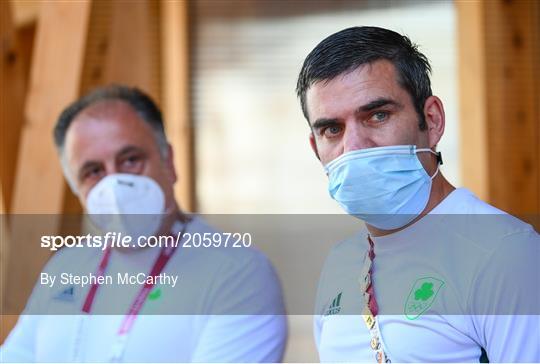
(457, 0), (539, 225)
(484, 0), (539, 217)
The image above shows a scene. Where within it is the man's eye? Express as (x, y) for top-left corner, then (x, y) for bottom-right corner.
(323, 125), (342, 138)
(82, 167), (102, 181)
(119, 154), (145, 173)
(371, 111), (388, 122)
(123, 155), (141, 166)
(122, 154), (142, 167)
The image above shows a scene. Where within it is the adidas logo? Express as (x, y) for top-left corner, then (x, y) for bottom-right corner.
(324, 292), (342, 316)
(54, 286), (75, 302)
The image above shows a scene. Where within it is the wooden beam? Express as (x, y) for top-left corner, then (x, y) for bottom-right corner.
(0, 0), (27, 213)
(457, 0), (539, 224)
(9, 0), (40, 28)
(11, 0), (92, 214)
(160, 0), (195, 211)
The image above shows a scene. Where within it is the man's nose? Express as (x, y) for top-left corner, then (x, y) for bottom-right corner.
(342, 123), (372, 153)
(105, 162), (120, 176)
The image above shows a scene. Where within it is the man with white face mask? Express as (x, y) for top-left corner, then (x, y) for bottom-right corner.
(1, 85), (287, 362)
(297, 27), (539, 362)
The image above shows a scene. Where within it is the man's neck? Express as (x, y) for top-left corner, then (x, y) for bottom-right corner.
(367, 174), (455, 237)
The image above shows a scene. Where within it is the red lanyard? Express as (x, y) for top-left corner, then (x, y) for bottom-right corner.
(82, 239), (179, 335)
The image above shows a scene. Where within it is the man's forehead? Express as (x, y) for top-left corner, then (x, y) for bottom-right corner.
(305, 60), (400, 119)
(64, 100), (155, 161)
(308, 60), (399, 95)
(67, 99), (154, 138)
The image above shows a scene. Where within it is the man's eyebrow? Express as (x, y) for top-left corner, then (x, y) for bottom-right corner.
(116, 145), (145, 157)
(78, 160), (101, 180)
(311, 118), (340, 131)
(356, 98), (402, 113)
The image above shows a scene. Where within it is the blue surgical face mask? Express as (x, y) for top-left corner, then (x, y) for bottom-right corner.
(324, 145), (441, 230)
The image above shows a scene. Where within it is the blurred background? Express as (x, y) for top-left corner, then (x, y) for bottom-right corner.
(1, 0), (538, 361)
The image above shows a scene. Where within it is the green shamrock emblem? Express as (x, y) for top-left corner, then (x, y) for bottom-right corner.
(404, 277), (444, 320)
(414, 282), (434, 301)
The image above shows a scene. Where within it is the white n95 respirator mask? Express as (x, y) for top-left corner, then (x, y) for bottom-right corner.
(86, 173), (165, 239)
(325, 145), (442, 230)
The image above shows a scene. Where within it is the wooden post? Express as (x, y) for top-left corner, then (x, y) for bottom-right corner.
(0, 0), (27, 213)
(456, 0), (489, 202)
(11, 0), (92, 214)
(160, 0), (195, 211)
(457, 0), (539, 225)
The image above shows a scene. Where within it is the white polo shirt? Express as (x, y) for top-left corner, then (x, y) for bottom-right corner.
(314, 188), (539, 362)
(1, 216), (287, 362)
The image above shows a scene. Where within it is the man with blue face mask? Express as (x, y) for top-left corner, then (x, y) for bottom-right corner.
(1, 85), (287, 362)
(297, 27), (539, 362)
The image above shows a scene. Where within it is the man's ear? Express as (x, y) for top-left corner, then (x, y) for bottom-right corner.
(309, 132), (321, 160)
(423, 96), (445, 148)
(164, 144), (178, 184)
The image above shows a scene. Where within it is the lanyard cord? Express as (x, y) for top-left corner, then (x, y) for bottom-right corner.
(82, 221), (188, 314)
(362, 235), (391, 363)
(75, 220), (189, 361)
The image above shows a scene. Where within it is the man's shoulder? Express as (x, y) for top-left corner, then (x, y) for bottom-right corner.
(434, 187), (504, 214)
(434, 188), (536, 251)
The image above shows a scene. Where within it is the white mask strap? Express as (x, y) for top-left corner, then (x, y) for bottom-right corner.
(430, 165), (440, 180)
(416, 148), (442, 180)
(416, 148), (443, 166)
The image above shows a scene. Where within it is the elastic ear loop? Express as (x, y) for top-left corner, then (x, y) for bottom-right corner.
(416, 148), (442, 180)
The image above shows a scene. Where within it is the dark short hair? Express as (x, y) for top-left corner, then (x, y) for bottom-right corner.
(53, 85), (167, 152)
(296, 26), (432, 130)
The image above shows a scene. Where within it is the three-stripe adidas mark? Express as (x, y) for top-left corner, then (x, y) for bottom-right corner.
(324, 292), (342, 316)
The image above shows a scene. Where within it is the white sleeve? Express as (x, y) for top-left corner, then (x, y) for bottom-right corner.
(190, 250), (287, 362)
(1, 251), (64, 362)
(471, 315), (540, 362)
(0, 276), (46, 362)
(470, 228), (540, 362)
